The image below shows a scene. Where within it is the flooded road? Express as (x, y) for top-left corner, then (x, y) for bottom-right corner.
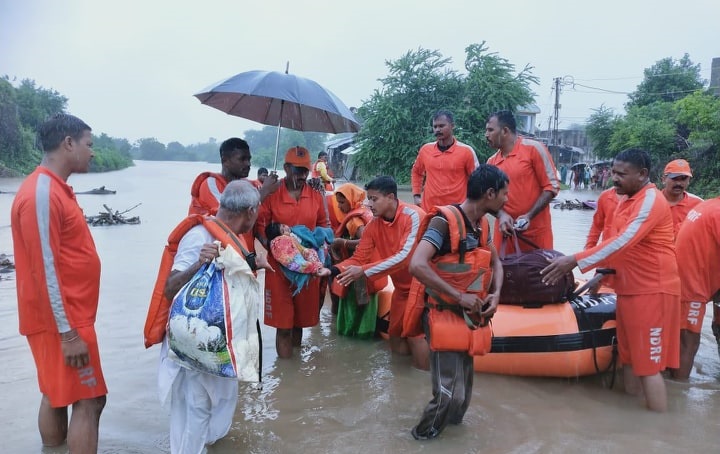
(1, 161), (718, 453)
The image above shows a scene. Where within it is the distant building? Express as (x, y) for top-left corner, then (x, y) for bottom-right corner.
(710, 57), (720, 96)
(536, 128), (592, 165)
(323, 133), (357, 180)
(516, 104), (541, 135)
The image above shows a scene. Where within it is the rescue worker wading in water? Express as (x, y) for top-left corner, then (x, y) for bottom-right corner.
(404, 164), (507, 439)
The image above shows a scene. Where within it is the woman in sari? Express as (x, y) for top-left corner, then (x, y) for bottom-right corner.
(330, 184), (387, 338)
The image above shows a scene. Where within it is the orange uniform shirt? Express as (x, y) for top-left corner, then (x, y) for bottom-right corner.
(337, 202), (424, 293)
(675, 197), (720, 303)
(585, 188), (621, 249)
(256, 181), (329, 328)
(11, 167), (101, 335)
(411, 140), (478, 213)
(668, 191), (703, 238)
(255, 181), (329, 243)
(487, 137), (559, 251)
(575, 184), (680, 296)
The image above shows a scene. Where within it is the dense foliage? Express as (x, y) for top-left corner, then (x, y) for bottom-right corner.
(586, 55), (719, 198)
(626, 54), (705, 109)
(352, 42), (538, 183)
(0, 77), (133, 176)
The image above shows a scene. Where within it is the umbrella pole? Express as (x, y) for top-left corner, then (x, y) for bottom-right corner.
(272, 100), (285, 171)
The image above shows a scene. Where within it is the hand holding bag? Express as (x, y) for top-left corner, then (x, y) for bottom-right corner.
(499, 234), (575, 305)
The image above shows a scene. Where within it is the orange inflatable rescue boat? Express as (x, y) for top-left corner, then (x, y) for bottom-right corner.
(374, 271), (617, 378)
(475, 270), (617, 378)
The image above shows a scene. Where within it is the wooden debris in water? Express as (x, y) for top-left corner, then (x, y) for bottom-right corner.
(552, 199), (594, 211)
(85, 203), (141, 226)
(0, 253), (14, 278)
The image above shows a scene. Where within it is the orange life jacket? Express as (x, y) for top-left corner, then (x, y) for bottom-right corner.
(403, 205), (493, 354)
(143, 214), (251, 348)
(188, 172), (225, 215)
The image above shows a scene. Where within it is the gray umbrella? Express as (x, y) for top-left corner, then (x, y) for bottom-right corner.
(194, 69), (360, 169)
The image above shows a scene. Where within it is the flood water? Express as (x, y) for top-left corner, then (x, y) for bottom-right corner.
(1, 160), (719, 453)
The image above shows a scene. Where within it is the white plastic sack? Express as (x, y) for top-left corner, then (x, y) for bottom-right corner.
(168, 246), (262, 382)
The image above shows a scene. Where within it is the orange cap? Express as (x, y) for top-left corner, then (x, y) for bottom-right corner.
(284, 146), (311, 170)
(663, 159), (692, 178)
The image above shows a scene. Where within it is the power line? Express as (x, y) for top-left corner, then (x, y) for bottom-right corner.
(564, 81), (706, 97)
(571, 68), (712, 82)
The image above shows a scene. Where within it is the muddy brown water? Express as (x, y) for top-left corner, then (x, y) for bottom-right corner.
(1, 161), (718, 453)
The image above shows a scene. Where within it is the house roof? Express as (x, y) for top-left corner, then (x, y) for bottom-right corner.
(324, 134), (355, 149)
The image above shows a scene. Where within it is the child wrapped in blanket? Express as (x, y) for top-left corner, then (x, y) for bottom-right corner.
(266, 222), (332, 295)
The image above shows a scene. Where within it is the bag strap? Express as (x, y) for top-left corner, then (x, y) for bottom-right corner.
(440, 205), (468, 263)
(424, 288), (489, 330)
(516, 232), (542, 250)
(206, 217), (257, 271)
(499, 233), (522, 258)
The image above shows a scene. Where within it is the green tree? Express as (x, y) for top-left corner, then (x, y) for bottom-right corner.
(609, 102), (678, 163)
(0, 77), (135, 175)
(586, 105), (619, 159)
(353, 47), (462, 182)
(352, 44), (537, 182)
(244, 126), (328, 169)
(14, 78), (67, 130)
(134, 138), (167, 160)
(674, 91), (720, 197)
(626, 54), (705, 109)
(459, 42), (538, 159)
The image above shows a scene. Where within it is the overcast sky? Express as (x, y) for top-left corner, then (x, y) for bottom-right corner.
(1, 0), (718, 146)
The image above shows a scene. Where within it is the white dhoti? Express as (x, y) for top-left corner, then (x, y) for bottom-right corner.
(159, 339), (238, 454)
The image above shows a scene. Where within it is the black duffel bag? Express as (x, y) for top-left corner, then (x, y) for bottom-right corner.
(499, 234), (575, 305)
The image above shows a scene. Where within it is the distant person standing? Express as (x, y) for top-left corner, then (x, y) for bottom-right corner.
(11, 113), (107, 452)
(311, 151), (335, 191)
(252, 167), (269, 189)
(411, 110), (479, 212)
(486, 110), (560, 253)
(660, 159), (702, 238)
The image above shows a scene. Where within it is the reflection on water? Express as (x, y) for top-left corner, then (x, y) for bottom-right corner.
(1, 162), (719, 453)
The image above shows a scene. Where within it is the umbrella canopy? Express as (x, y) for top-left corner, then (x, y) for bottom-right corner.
(195, 70), (360, 134)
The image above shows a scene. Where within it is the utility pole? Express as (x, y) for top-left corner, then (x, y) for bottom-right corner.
(552, 77), (561, 147)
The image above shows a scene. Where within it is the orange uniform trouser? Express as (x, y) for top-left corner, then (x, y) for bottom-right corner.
(680, 300), (708, 334)
(615, 293), (680, 376)
(264, 255), (321, 329)
(27, 325), (107, 408)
